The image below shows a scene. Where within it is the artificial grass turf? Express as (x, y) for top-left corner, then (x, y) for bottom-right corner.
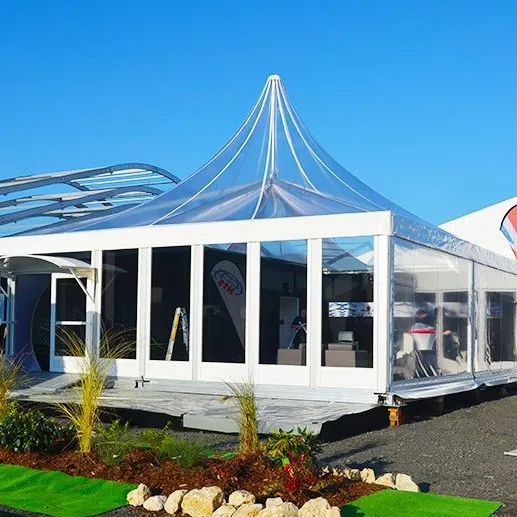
(341, 490), (502, 517)
(0, 464), (135, 517)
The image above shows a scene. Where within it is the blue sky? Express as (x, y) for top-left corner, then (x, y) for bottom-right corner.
(1, 0), (516, 224)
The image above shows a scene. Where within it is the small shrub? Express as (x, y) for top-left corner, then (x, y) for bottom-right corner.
(135, 425), (206, 468)
(0, 404), (65, 452)
(266, 427), (321, 466)
(93, 420), (134, 467)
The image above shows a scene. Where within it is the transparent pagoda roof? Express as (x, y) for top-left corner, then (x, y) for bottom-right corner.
(28, 74), (426, 236)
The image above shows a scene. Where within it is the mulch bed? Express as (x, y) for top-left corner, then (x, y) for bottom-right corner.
(0, 448), (384, 508)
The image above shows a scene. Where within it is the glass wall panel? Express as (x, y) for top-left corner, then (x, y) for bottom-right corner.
(101, 249), (138, 359)
(259, 240), (307, 365)
(202, 244), (246, 363)
(392, 239), (470, 381)
(321, 237), (374, 368)
(475, 265), (517, 371)
(150, 247), (191, 361)
(55, 277), (87, 356)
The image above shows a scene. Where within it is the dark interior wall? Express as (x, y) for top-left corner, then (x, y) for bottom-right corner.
(15, 275), (49, 371)
(102, 249), (138, 358)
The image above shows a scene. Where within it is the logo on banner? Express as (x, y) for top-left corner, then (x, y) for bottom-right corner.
(501, 205), (517, 259)
(213, 269), (244, 296)
(211, 261), (245, 348)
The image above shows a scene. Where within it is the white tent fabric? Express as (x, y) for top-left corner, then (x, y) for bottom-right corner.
(30, 75), (427, 235)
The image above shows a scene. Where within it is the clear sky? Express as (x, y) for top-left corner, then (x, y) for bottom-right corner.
(1, 0), (516, 224)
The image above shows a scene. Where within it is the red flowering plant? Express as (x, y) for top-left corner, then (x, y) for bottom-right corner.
(265, 428), (321, 493)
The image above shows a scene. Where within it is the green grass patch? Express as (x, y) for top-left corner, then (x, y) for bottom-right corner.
(341, 490), (502, 517)
(0, 464), (135, 517)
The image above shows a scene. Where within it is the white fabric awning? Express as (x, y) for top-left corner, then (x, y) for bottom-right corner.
(0, 254), (94, 277)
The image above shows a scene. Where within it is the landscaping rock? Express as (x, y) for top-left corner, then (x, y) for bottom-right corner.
(347, 468), (362, 480)
(213, 505), (237, 517)
(257, 502), (298, 517)
(233, 503), (263, 517)
(265, 498), (283, 508)
(143, 495), (167, 511)
(165, 489), (189, 514)
(374, 473), (396, 488)
(299, 497), (330, 516)
(228, 490), (256, 507)
(360, 468), (375, 483)
(395, 473), (420, 492)
(328, 507), (341, 517)
(182, 486), (225, 517)
(127, 483), (151, 507)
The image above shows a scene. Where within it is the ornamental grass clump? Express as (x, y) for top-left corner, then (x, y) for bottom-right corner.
(56, 328), (135, 453)
(0, 354), (25, 418)
(224, 379), (260, 455)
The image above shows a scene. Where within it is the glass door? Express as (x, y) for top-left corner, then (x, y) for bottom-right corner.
(256, 239), (310, 386)
(50, 273), (90, 373)
(198, 243), (248, 382)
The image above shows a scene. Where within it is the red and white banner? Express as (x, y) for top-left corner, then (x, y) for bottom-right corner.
(211, 260), (246, 348)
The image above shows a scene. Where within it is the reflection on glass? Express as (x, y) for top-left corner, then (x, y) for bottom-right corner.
(101, 249), (138, 359)
(202, 244), (246, 363)
(392, 239), (470, 381)
(56, 278), (86, 322)
(321, 237), (374, 368)
(476, 265), (517, 371)
(150, 247), (191, 361)
(55, 277), (87, 356)
(259, 240), (307, 365)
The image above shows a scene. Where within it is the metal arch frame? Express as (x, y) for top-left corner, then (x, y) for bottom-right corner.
(0, 163), (181, 236)
(0, 185), (165, 225)
(0, 163), (180, 195)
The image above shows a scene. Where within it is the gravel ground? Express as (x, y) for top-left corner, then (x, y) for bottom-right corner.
(2, 392), (517, 516)
(317, 392), (517, 516)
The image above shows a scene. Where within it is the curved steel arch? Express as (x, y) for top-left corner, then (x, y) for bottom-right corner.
(0, 163), (181, 236)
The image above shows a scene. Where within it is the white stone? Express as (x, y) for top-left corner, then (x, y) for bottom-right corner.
(299, 497), (331, 517)
(339, 467), (351, 479)
(164, 489), (189, 514)
(360, 468), (375, 483)
(182, 486), (225, 517)
(348, 468), (362, 480)
(229, 490), (256, 507)
(395, 473), (420, 492)
(213, 505), (237, 517)
(233, 503), (264, 517)
(127, 483), (151, 507)
(328, 507), (341, 517)
(265, 498), (283, 508)
(257, 502), (298, 517)
(374, 473), (396, 488)
(143, 495), (167, 511)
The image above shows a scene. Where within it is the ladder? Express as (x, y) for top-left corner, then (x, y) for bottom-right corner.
(165, 307), (189, 361)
